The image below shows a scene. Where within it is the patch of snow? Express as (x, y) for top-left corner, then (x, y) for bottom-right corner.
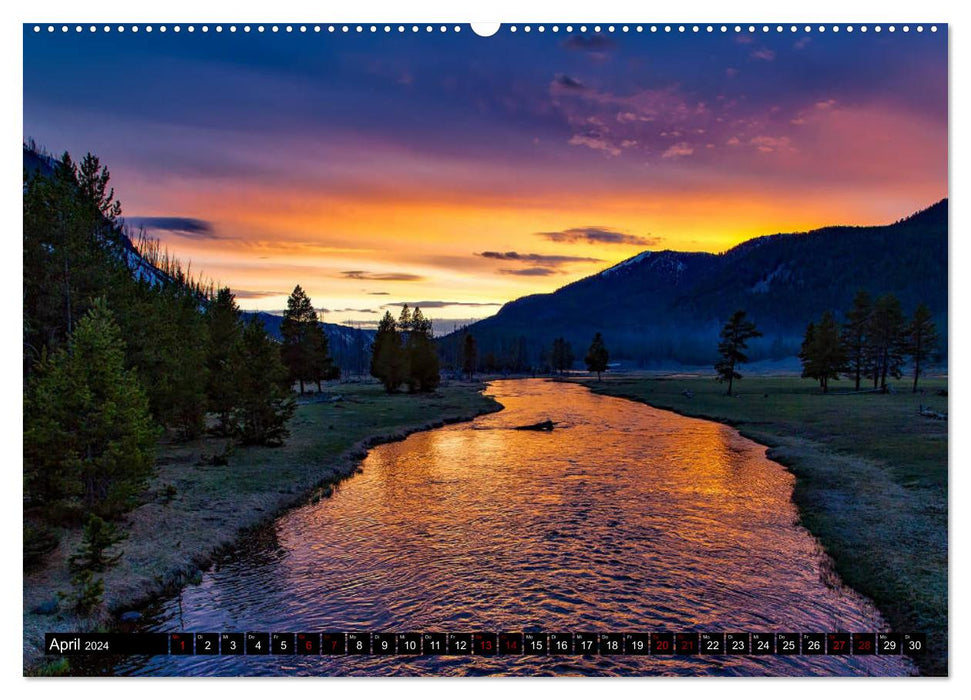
(751, 263), (788, 294)
(601, 251), (653, 277)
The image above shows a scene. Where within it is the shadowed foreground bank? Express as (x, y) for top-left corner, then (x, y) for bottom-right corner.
(573, 375), (947, 676)
(23, 381), (501, 674)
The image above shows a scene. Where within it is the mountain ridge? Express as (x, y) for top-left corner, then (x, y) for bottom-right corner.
(446, 199), (947, 367)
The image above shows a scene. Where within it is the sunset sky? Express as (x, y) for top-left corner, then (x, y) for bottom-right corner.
(23, 25), (947, 328)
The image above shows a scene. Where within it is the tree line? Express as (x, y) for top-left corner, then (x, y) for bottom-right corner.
(713, 291), (939, 396)
(22, 148), (316, 583)
(799, 291), (938, 393)
(370, 305), (441, 392)
(456, 331), (610, 381)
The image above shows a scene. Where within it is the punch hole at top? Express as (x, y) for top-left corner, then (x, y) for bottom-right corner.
(471, 23), (501, 37)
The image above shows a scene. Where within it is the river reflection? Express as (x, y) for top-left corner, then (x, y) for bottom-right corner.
(120, 379), (914, 676)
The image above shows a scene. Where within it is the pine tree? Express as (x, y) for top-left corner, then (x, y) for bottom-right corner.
(309, 324), (340, 390)
(205, 288), (243, 433)
(69, 514), (126, 573)
(906, 303), (939, 393)
(462, 333), (477, 381)
(799, 311), (847, 393)
(585, 332), (609, 381)
(551, 337), (575, 375)
(234, 319), (295, 446)
(24, 300), (159, 518)
(165, 290), (210, 438)
(398, 304), (413, 333)
(867, 294), (907, 392)
(23, 150), (125, 365)
(105, 280), (207, 438)
(799, 321), (817, 383)
(370, 311), (404, 392)
(406, 307), (441, 392)
(714, 310), (762, 396)
(841, 290), (873, 391)
(280, 285), (321, 393)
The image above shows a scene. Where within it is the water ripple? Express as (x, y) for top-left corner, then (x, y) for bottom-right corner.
(119, 380), (914, 677)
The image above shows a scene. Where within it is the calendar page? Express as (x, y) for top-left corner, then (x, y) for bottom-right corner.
(22, 20), (947, 678)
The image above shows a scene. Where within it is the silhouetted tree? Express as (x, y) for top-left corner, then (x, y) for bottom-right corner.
(370, 311), (404, 392)
(714, 310), (762, 396)
(406, 307), (440, 392)
(906, 303), (939, 393)
(398, 304), (413, 333)
(483, 351), (498, 373)
(462, 333), (477, 381)
(281, 285), (334, 393)
(585, 332), (609, 381)
(551, 337), (575, 375)
(205, 287), (243, 433)
(841, 290), (872, 391)
(799, 311), (846, 393)
(867, 294), (907, 392)
(309, 328), (340, 390)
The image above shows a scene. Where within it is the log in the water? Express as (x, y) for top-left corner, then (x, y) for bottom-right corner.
(514, 419), (555, 431)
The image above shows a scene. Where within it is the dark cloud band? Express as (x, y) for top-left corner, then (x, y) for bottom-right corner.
(125, 216), (216, 238)
(341, 270), (425, 281)
(478, 251), (601, 265)
(536, 227), (659, 246)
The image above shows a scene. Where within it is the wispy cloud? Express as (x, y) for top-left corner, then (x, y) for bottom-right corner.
(125, 216), (218, 238)
(477, 251), (601, 266)
(383, 300), (501, 309)
(750, 48), (776, 62)
(340, 270), (425, 281)
(499, 267), (557, 276)
(662, 142), (694, 159)
(536, 227), (659, 246)
(233, 289), (286, 299)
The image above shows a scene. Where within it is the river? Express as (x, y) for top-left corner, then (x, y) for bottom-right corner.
(118, 379), (914, 676)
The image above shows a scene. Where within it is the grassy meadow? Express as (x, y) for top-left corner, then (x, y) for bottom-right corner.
(574, 373), (948, 676)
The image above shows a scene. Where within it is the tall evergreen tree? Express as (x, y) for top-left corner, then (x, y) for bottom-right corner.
(406, 307), (441, 392)
(462, 333), (478, 381)
(398, 304), (413, 333)
(309, 327), (340, 390)
(799, 311), (847, 393)
(906, 303), (939, 393)
(512, 335), (529, 373)
(23, 151), (125, 366)
(585, 332), (609, 381)
(867, 294), (907, 392)
(234, 319), (295, 446)
(714, 310), (762, 396)
(799, 321), (817, 382)
(370, 311), (404, 392)
(281, 285), (331, 393)
(551, 337), (575, 375)
(205, 287), (243, 433)
(24, 300), (158, 518)
(841, 290), (873, 390)
(118, 285), (209, 439)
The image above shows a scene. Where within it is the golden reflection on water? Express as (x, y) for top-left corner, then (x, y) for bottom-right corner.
(126, 379), (914, 677)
